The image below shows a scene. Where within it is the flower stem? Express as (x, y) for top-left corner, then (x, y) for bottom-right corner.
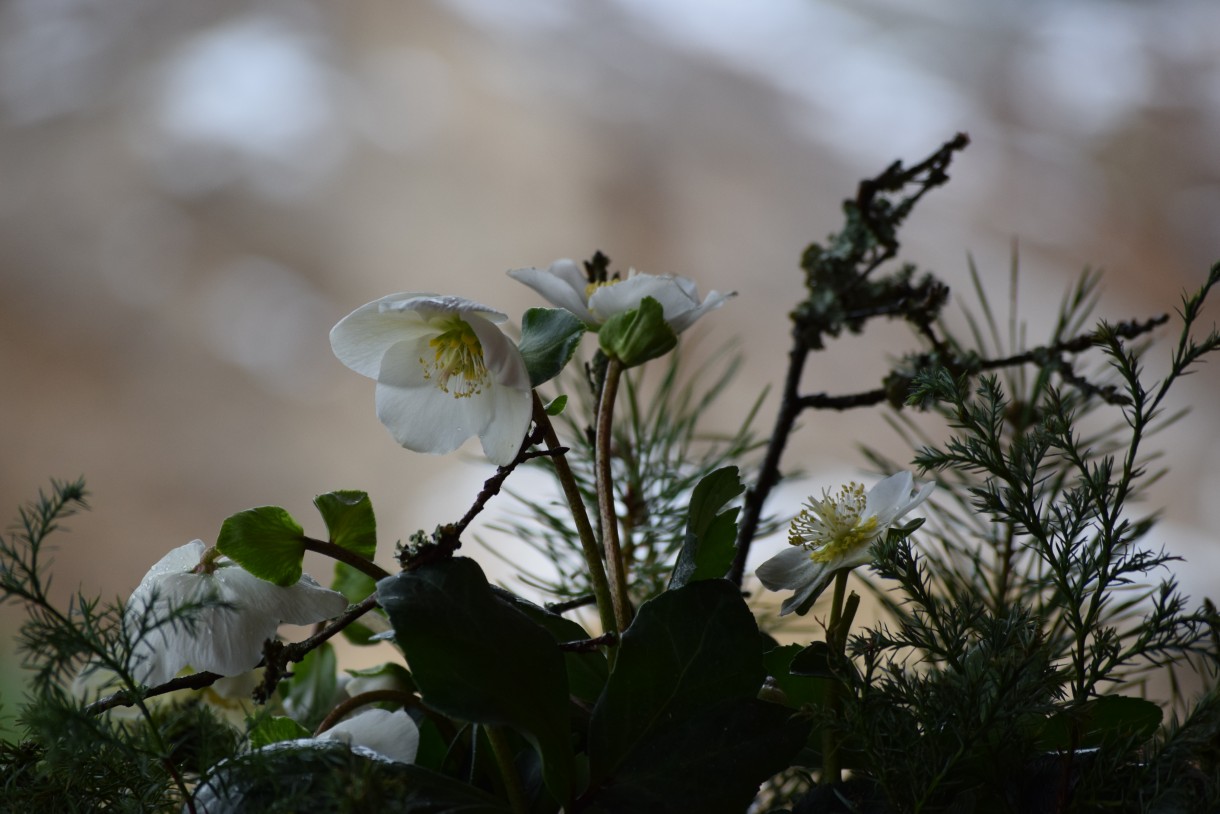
(822, 568), (851, 785)
(302, 537), (391, 582)
(595, 358), (634, 632)
(487, 724), (529, 814)
(532, 393), (618, 639)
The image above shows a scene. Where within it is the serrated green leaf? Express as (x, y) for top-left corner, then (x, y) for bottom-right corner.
(669, 466), (744, 589)
(313, 490), (376, 560)
(519, 307), (586, 387)
(376, 558), (574, 804)
(588, 579), (765, 784)
(598, 297), (678, 368)
(247, 715), (313, 749)
(216, 506), (305, 587)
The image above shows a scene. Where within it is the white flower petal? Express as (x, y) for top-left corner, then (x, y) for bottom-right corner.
(478, 370), (533, 464)
(587, 275), (696, 323)
(466, 312), (530, 391)
(318, 709), (420, 764)
(756, 547), (835, 616)
(666, 289), (734, 334)
(374, 342), (494, 455)
(329, 293), (437, 379)
(215, 566), (348, 626)
(126, 543), (347, 686)
(507, 261), (594, 323)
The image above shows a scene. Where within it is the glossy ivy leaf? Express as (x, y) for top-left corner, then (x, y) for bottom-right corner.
(313, 490), (377, 560)
(492, 587), (609, 707)
(669, 466), (743, 589)
(376, 558), (574, 804)
(519, 307), (586, 387)
(247, 715), (313, 749)
(587, 579), (765, 785)
(579, 697), (808, 814)
(192, 741), (510, 814)
(1035, 695), (1163, 751)
(598, 296), (678, 368)
(216, 506), (305, 586)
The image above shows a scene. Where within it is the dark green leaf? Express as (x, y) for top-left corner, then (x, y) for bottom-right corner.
(579, 698), (808, 814)
(588, 579), (765, 783)
(598, 297), (678, 368)
(519, 307), (586, 387)
(1035, 695), (1163, 750)
(669, 466), (743, 589)
(764, 644), (831, 708)
(313, 490), (377, 560)
(216, 506), (305, 587)
(377, 558), (574, 804)
(493, 588), (609, 706)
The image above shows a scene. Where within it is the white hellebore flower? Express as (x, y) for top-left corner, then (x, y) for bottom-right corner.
(756, 472), (934, 616)
(508, 258), (733, 333)
(316, 708), (420, 764)
(330, 293), (532, 466)
(126, 540), (348, 686)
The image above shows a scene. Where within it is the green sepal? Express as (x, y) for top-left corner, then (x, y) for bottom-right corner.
(216, 506), (306, 587)
(313, 490), (376, 560)
(597, 296), (678, 368)
(669, 466), (743, 589)
(519, 307), (586, 387)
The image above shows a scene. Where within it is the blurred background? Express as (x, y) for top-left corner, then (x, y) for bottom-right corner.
(2, 0), (1219, 715)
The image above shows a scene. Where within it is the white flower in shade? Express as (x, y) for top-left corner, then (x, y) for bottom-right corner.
(508, 258), (733, 333)
(126, 540), (348, 686)
(330, 293), (532, 466)
(756, 472), (935, 616)
(316, 708), (420, 764)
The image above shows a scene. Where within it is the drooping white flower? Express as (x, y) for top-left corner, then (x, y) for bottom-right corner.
(756, 472), (935, 616)
(126, 540), (348, 686)
(330, 293), (532, 466)
(316, 708), (420, 764)
(508, 258), (733, 333)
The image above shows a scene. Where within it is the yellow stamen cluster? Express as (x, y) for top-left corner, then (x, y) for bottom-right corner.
(788, 482), (879, 563)
(420, 317), (489, 398)
(584, 279), (621, 299)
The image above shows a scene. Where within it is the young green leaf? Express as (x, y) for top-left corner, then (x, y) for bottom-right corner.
(518, 307), (586, 387)
(669, 466), (743, 589)
(313, 490), (377, 559)
(216, 506), (306, 586)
